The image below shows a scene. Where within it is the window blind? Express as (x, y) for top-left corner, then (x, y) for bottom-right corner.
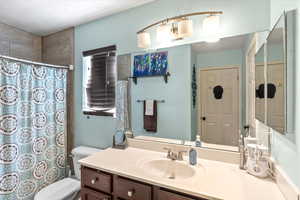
(83, 45), (117, 116)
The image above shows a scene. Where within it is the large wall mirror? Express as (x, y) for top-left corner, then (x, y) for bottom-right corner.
(129, 32), (262, 152)
(266, 13), (286, 134)
(126, 11), (297, 150)
(254, 10), (296, 141)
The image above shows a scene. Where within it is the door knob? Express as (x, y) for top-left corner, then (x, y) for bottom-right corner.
(202, 117), (206, 121)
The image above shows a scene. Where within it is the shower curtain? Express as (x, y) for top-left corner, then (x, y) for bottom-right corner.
(0, 57), (67, 200)
(116, 81), (129, 131)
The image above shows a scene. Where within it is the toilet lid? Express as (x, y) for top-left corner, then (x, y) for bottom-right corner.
(35, 178), (80, 200)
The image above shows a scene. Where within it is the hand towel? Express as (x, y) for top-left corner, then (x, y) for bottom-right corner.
(144, 100), (157, 132)
(145, 100), (154, 116)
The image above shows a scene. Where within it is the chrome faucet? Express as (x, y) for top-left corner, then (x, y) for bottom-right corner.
(177, 150), (187, 161)
(163, 148), (187, 161)
(164, 148), (176, 160)
(239, 130), (247, 170)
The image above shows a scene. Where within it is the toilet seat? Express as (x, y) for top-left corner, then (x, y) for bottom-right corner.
(34, 178), (80, 200)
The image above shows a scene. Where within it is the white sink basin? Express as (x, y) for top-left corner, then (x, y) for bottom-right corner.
(141, 159), (196, 180)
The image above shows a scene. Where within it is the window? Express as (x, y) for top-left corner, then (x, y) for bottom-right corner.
(82, 45), (117, 116)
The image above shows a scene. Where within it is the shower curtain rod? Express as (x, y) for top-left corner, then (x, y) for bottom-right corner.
(0, 55), (74, 70)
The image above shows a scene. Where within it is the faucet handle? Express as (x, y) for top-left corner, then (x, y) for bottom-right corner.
(177, 150), (187, 161)
(163, 147), (172, 158)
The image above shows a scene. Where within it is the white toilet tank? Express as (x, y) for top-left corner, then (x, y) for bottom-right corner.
(71, 146), (100, 180)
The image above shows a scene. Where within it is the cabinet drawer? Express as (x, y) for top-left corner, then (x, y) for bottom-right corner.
(157, 189), (202, 200)
(81, 188), (111, 200)
(115, 177), (152, 200)
(82, 167), (112, 193)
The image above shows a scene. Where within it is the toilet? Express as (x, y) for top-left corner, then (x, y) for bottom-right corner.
(34, 146), (100, 200)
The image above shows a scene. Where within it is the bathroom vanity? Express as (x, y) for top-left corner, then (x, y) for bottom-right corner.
(81, 166), (207, 200)
(79, 147), (285, 200)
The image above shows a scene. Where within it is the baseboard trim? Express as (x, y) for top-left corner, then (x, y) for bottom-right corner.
(275, 164), (299, 200)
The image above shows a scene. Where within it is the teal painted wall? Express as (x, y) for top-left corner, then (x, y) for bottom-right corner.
(196, 49), (243, 68)
(74, 0), (270, 148)
(131, 45), (192, 141)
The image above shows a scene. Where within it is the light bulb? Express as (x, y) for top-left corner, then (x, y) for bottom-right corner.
(203, 15), (220, 34)
(178, 18), (193, 38)
(137, 32), (151, 48)
(203, 15), (220, 42)
(157, 23), (172, 42)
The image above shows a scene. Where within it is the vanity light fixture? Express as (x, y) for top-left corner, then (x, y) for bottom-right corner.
(178, 18), (194, 38)
(157, 23), (173, 42)
(137, 11), (223, 48)
(202, 14), (221, 42)
(137, 31), (151, 48)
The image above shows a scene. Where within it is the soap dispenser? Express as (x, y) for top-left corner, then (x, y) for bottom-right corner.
(195, 135), (202, 147)
(189, 148), (197, 165)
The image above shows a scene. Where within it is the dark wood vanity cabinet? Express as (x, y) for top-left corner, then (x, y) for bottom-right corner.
(155, 189), (197, 200)
(81, 166), (208, 200)
(81, 187), (112, 200)
(82, 167), (112, 193)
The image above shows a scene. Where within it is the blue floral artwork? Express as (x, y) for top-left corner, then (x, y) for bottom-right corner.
(133, 51), (168, 77)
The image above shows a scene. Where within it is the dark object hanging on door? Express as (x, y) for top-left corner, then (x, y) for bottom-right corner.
(256, 84), (265, 99)
(256, 83), (276, 99)
(213, 85), (224, 99)
(267, 83), (276, 98)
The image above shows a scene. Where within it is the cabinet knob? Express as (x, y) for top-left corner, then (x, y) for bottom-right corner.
(127, 189), (135, 197)
(91, 178), (98, 184)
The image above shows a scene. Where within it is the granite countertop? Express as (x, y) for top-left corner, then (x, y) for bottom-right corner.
(79, 147), (285, 200)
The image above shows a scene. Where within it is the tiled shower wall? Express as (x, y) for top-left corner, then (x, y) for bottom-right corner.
(0, 22), (42, 61)
(42, 28), (74, 66)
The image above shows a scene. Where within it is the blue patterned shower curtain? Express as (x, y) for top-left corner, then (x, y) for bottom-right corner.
(116, 81), (129, 131)
(0, 57), (67, 200)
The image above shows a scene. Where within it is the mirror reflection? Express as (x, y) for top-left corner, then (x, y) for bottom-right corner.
(266, 13), (286, 133)
(255, 45), (266, 123)
(125, 10), (297, 150)
(131, 33), (255, 151)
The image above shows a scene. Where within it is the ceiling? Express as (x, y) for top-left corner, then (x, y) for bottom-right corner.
(192, 34), (252, 54)
(0, 0), (155, 36)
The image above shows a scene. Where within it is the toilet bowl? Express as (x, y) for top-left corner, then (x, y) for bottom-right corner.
(34, 146), (101, 200)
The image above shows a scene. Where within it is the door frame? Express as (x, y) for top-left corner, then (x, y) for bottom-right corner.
(245, 34), (256, 136)
(196, 65), (240, 143)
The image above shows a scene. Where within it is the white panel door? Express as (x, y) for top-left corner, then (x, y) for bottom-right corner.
(200, 67), (239, 146)
(267, 62), (284, 133)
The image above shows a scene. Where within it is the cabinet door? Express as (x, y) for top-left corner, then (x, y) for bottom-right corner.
(156, 189), (207, 200)
(81, 188), (111, 200)
(81, 167), (112, 193)
(114, 177), (152, 200)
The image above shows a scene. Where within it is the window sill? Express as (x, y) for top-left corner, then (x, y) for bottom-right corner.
(83, 111), (114, 117)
